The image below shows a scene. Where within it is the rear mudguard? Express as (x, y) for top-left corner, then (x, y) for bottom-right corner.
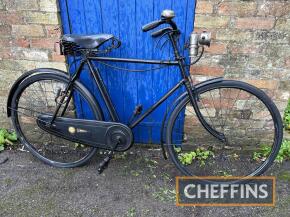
(7, 68), (66, 117)
(6, 68), (104, 120)
(160, 77), (224, 145)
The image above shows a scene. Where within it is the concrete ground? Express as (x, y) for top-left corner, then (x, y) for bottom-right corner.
(0, 145), (289, 217)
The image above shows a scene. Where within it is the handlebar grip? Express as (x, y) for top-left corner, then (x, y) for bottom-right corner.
(151, 27), (172, 37)
(142, 20), (164, 32)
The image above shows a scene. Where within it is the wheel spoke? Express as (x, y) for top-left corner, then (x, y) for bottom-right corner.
(12, 76), (99, 167)
(168, 82), (281, 178)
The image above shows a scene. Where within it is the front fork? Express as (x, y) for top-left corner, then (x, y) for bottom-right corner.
(184, 80), (226, 142)
(169, 31), (226, 142)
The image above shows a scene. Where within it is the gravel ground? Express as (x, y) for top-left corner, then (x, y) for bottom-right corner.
(0, 145), (289, 217)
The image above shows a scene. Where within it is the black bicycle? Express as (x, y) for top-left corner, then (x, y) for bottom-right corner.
(7, 10), (282, 178)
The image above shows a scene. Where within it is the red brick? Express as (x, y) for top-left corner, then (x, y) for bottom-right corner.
(13, 38), (30, 48)
(195, 15), (230, 28)
(190, 65), (224, 76)
(51, 52), (65, 62)
(0, 12), (24, 24)
(245, 80), (279, 90)
(31, 38), (58, 49)
(196, 1), (213, 14)
(205, 43), (227, 54)
(54, 40), (62, 54)
(218, 2), (257, 16)
(45, 25), (61, 38)
(0, 38), (29, 49)
(235, 18), (275, 30)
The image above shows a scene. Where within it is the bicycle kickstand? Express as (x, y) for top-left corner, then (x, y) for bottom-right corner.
(97, 140), (120, 174)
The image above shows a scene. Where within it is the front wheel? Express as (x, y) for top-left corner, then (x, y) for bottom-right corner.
(166, 80), (283, 178)
(10, 71), (103, 168)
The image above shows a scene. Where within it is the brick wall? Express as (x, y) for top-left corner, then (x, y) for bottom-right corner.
(0, 0), (289, 128)
(192, 0), (290, 114)
(0, 0), (65, 128)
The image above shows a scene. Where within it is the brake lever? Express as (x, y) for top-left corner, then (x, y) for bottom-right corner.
(159, 38), (170, 51)
(154, 31), (173, 50)
(154, 30), (180, 51)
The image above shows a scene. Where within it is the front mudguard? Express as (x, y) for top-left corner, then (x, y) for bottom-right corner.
(160, 77), (224, 145)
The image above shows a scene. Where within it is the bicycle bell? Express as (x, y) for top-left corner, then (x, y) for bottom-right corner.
(161, 9), (175, 20)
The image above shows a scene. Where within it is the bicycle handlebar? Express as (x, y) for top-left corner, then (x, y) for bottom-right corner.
(151, 27), (172, 37)
(142, 20), (165, 32)
(142, 10), (178, 39)
(142, 19), (178, 38)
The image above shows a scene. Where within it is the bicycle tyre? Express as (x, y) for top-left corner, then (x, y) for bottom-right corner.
(10, 71), (103, 168)
(166, 80), (283, 177)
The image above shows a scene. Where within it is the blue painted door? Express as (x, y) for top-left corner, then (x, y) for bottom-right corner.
(58, 0), (197, 143)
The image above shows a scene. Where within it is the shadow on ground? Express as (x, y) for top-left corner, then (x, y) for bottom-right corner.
(0, 145), (289, 217)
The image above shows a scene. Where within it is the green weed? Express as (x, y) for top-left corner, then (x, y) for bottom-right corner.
(253, 140), (290, 163)
(0, 129), (17, 152)
(177, 147), (214, 166)
(283, 99), (290, 129)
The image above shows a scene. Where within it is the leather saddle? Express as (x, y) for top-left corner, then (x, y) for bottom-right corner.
(61, 34), (115, 49)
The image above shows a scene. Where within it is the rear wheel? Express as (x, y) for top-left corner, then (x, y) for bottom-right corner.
(11, 71), (103, 168)
(166, 80), (283, 178)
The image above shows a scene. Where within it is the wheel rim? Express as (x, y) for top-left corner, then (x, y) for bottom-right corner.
(168, 82), (282, 178)
(11, 76), (100, 167)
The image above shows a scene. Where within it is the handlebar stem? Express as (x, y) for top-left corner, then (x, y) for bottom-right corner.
(167, 20), (177, 31)
(168, 32), (188, 79)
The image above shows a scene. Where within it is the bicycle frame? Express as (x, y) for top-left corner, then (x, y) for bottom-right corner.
(87, 58), (184, 129)
(52, 32), (225, 142)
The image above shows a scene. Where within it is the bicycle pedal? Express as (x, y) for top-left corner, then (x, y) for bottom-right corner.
(97, 156), (111, 174)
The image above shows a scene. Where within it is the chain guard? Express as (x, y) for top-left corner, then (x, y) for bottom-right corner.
(36, 114), (133, 151)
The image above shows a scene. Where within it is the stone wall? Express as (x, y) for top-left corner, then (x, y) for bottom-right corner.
(0, 0), (65, 128)
(192, 0), (290, 114)
(0, 0), (289, 128)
